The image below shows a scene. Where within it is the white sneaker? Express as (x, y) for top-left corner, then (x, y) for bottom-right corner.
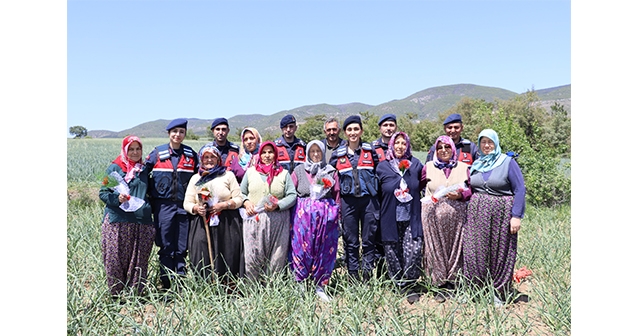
(316, 286), (332, 303)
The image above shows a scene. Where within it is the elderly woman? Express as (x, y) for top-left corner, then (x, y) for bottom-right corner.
(422, 135), (472, 303)
(240, 141), (297, 283)
(463, 129), (527, 306)
(377, 132), (425, 304)
(99, 135), (155, 300)
(290, 140), (340, 302)
(238, 127), (262, 170)
(184, 145), (245, 285)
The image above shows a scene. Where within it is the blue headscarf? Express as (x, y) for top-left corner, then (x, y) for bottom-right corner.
(195, 145), (228, 186)
(470, 129), (508, 174)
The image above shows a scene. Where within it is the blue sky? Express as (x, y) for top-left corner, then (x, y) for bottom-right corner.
(67, 0), (571, 133)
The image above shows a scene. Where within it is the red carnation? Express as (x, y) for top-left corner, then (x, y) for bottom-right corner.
(321, 177), (332, 189)
(398, 159), (410, 173)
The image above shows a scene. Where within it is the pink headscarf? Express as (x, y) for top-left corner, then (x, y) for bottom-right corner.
(254, 141), (284, 186)
(112, 135), (144, 183)
(433, 135), (457, 169)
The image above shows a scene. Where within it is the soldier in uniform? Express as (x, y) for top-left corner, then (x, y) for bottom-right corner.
(145, 118), (199, 290)
(274, 114), (306, 174)
(205, 117), (245, 183)
(329, 115), (380, 282)
(425, 113), (479, 165)
(371, 114), (397, 161)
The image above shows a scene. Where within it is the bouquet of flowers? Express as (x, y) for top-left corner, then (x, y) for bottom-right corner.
(102, 171), (145, 212)
(310, 175), (333, 200)
(197, 187), (219, 226)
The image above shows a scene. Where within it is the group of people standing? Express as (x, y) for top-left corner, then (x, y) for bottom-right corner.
(98, 112), (527, 306)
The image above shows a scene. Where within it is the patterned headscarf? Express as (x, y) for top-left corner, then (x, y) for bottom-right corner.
(112, 135), (144, 183)
(195, 144), (228, 186)
(255, 141), (284, 186)
(386, 132), (412, 161)
(238, 127), (262, 169)
(304, 140), (325, 174)
(432, 135), (458, 169)
(304, 140), (335, 177)
(470, 129), (508, 174)
(386, 132), (412, 176)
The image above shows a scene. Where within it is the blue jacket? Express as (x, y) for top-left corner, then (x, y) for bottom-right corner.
(145, 143), (198, 203)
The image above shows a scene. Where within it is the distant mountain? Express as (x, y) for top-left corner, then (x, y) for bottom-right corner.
(87, 83), (570, 138)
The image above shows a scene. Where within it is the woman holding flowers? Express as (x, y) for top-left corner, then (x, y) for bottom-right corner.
(238, 127), (262, 171)
(376, 131), (425, 304)
(290, 140), (340, 302)
(184, 145), (245, 284)
(240, 141), (297, 283)
(421, 135), (472, 303)
(99, 135), (154, 300)
(463, 129), (527, 306)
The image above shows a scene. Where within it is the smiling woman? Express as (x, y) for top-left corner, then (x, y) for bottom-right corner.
(98, 135), (155, 300)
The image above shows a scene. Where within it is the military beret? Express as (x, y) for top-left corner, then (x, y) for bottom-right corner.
(443, 113), (462, 125)
(280, 114), (297, 129)
(343, 115), (362, 131)
(378, 113), (397, 126)
(166, 118), (188, 131)
(210, 117), (229, 129)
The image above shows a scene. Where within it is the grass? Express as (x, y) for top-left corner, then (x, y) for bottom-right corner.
(67, 138), (571, 335)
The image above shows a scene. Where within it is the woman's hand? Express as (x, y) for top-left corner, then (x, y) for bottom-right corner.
(118, 193), (130, 204)
(211, 202), (227, 214)
(510, 217), (521, 234)
(193, 204), (207, 217)
(445, 191), (462, 200)
(264, 201), (278, 212)
(244, 200), (256, 216)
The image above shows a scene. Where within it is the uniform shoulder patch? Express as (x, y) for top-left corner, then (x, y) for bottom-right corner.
(229, 143), (240, 151)
(335, 147), (347, 156)
(275, 139), (284, 146)
(361, 142), (372, 151)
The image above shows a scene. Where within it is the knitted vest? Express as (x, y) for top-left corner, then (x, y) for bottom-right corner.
(469, 156), (514, 196)
(244, 167), (289, 204)
(424, 162), (469, 197)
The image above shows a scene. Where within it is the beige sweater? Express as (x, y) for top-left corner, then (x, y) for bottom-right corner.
(183, 171), (244, 215)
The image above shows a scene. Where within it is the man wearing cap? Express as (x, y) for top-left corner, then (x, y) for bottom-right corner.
(205, 117), (245, 183)
(425, 113), (479, 164)
(145, 118), (199, 290)
(321, 117), (346, 163)
(329, 115), (380, 282)
(274, 114), (306, 174)
(371, 114), (398, 161)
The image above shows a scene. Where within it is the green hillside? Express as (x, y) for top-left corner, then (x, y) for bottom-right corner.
(87, 83), (570, 139)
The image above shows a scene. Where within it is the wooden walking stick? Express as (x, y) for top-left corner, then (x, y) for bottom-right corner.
(198, 188), (216, 283)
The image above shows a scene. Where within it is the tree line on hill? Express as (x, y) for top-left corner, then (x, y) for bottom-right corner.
(70, 90), (570, 207)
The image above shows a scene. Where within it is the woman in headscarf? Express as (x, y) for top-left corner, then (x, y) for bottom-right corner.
(238, 127), (262, 170)
(184, 144), (245, 286)
(99, 135), (154, 300)
(240, 141), (297, 283)
(463, 129), (527, 306)
(376, 131), (425, 304)
(421, 135), (472, 303)
(290, 140), (340, 302)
